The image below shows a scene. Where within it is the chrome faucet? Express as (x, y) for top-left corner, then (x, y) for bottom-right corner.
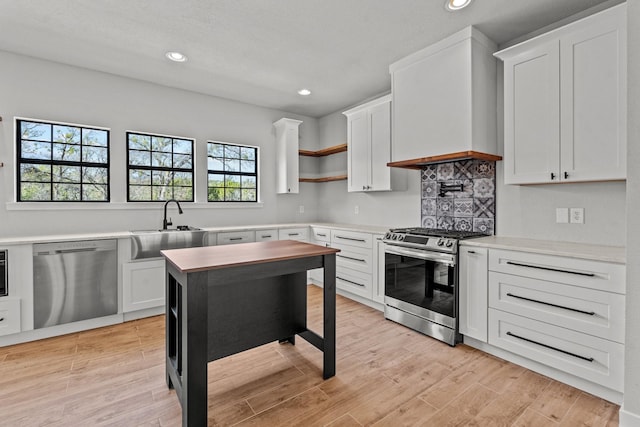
(162, 199), (183, 230)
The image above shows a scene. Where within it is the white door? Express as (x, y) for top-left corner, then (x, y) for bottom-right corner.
(503, 42), (560, 184)
(369, 100), (391, 191)
(347, 109), (370, 192)
(560, 13), (626, 182)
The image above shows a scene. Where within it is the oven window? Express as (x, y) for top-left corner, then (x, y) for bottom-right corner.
(385, 253), (455, 318)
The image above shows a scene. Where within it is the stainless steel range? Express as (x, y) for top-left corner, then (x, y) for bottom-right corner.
(382, 228), (487, 346)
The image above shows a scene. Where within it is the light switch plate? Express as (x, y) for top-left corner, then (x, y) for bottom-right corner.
(299, 205), (304, 214)
(556, 208), (569, 223)
(570, 208), (585, 224)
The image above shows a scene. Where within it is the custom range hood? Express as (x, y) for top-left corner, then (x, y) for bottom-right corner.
(386, 26), (502, 169)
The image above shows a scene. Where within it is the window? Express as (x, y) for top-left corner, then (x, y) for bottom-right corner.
(127, 132), (194, 202)
(207, 142), (258, 202)
(17, 119), (110, 202)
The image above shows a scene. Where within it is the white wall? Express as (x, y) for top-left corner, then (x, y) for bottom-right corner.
(0, 51), (320, 237)
(622, 0), (640, 423)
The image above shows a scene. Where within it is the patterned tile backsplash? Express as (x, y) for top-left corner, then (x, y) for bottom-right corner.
(420, 159), (496, 235)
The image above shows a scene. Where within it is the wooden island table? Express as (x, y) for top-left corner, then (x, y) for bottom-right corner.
(161, 240), (339, 426)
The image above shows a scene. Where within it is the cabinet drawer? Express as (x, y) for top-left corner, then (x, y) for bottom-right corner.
(333, 244), (372, 274)
(278, 227), (308, 241)
(311, 227), (331, 243)
(331, 230), (372, 249)
(0, 298), (21, 336)
(217, 231), (256, 245)
(336, 267), (372, 299)
(255, 229), (278, 242)
(489, 272), (625, 343)
(489, 249), (625, 294)
(488, 309), (623, 392)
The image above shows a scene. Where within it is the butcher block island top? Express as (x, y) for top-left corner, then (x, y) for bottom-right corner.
(161, 239), (339, 273)
(161, 239), (340, 426)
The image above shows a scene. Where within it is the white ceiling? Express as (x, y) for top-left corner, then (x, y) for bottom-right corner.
(0, 0), (620, 118)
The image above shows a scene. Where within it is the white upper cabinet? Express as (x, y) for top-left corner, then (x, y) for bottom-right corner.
(389, 27), (498, 163)
(273, 118), (302, 194)
(343, 95), (403, 192)
(496, 4), (626, 184)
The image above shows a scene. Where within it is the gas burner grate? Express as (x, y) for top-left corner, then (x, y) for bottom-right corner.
(389, 228), (489, 240)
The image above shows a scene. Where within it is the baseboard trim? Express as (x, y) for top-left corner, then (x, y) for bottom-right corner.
(620, 408), (640, 427)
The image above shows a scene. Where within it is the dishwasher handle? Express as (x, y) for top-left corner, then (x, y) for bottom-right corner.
(55, 247), (99, 254)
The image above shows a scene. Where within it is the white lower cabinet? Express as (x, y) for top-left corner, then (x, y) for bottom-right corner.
(488, 309), (624, 392)
(458, 247), (488, 342)
(255, 229), (278, 242)
(309, 227), (331, 285)
(278, 227), (309, 242)
(0, 298), (21, 336)
(481, 247), (626, 394)
(373, 235), (385, 304)
(122, 259), (165, 312)
(217, 230), (256, 245)
(336, 266), (372, 299)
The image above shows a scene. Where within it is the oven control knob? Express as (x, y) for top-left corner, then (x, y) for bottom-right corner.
(399, 235), (405, 241)
(391, 234), (398, 240)
(437, 239), (445, 246)
(446, 240), (454, 248)
(384, 232), (391, 240)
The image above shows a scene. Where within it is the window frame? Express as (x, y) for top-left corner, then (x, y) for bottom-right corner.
(207, 140), (259, 203)
(15, 118), (111, 203)
(126, 131), (195, 202)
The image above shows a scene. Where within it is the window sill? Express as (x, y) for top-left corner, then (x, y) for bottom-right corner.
(5, 201), (264, 211)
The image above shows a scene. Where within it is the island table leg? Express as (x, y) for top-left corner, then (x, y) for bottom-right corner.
(322, 253), (336, 379)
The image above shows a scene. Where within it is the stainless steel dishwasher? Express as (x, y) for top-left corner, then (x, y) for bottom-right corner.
(33, 239), (117, 329)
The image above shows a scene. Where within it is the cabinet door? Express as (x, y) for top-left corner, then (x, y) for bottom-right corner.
(369, 100), (392, 191)
(0, 298), (21, 336)
(503, 42), (560, 184)
(373, 235), (386, 304)
(560, 10), (626, 182)
(458, 247), (488, 342)
(347, 109), (370, 192)
(122, 260), (165, 312)
(274, 119), (301, 194)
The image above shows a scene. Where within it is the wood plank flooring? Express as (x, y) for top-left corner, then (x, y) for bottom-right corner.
(0, 285), (620, 426)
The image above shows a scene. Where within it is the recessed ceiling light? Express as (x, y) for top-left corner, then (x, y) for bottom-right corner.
(297, 89), (311, 96)
(445, 0), (473, 11)
(165, 51), (187, 62)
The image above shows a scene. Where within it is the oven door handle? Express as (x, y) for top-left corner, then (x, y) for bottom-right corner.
(385, 245), (455, 265)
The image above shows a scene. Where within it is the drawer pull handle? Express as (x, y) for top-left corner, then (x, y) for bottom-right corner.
(506, 261), (595, 277)
(336, 276), (365, 287)
(317, 233), (327, 237)
(0, 317), (4, 322)
(468, 250), (477, 254)
(337, 254), (366, 263)
(261, 235), (272, 238)
(506, 332), (594, 363)
(335, 235), (366, 243)
(288, 233), (300, 236)
(506, 293), (596, 316)
(229, 237), (243, 241)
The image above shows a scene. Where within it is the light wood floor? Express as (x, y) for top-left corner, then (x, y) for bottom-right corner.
(0, 285), (620, 426)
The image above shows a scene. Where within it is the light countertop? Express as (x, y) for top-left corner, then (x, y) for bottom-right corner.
(461, 236), (625, 264)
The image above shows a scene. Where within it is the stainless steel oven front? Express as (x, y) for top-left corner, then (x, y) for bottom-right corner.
(383, 244), (460, 345)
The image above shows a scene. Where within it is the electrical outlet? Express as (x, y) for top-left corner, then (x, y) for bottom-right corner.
(555, 208), (569, 223)
(354, 205), (359, 215)
(299, 205), (304, 214)
(570, 208), (585, 224)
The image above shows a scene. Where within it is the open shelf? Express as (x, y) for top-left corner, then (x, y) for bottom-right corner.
(299, 175), (348, 183)
(299, 143), (347, 157)
(387, 151), (503, 170)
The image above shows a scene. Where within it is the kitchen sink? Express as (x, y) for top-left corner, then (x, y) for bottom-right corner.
(130, 227), (208, 259)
